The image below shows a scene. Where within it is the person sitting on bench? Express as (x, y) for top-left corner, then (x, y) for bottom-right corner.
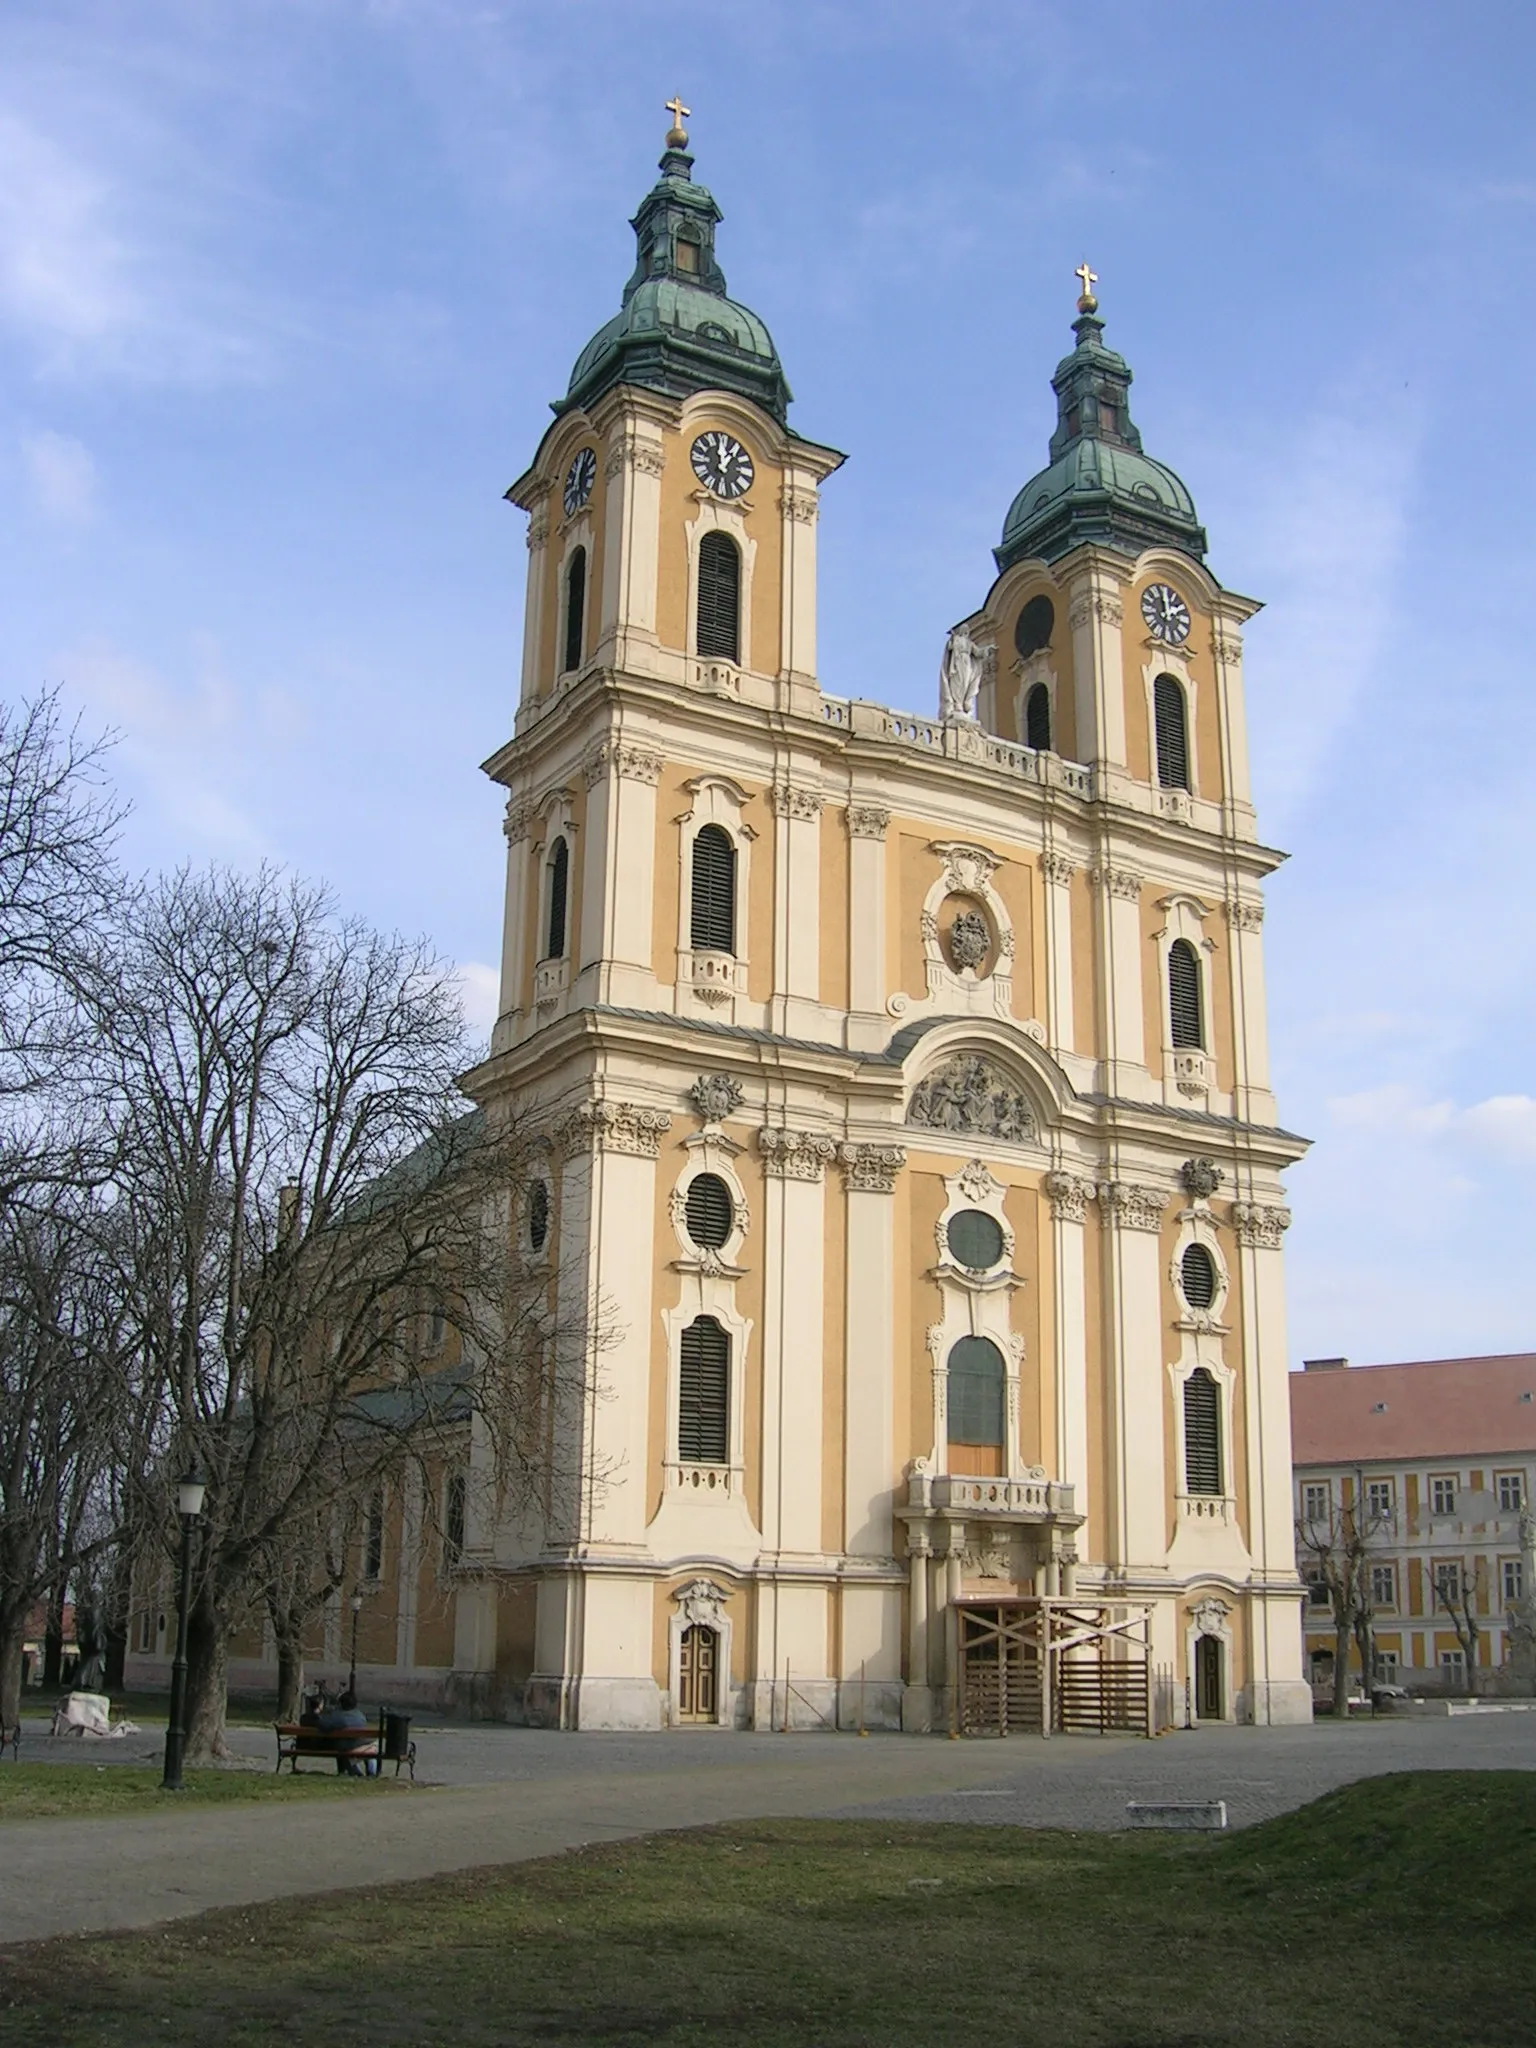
(315, 1689), (373, 1775)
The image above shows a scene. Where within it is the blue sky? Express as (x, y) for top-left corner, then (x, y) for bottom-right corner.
(1, 0), (1533, 1369)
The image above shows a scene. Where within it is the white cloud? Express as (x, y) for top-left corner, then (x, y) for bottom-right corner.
(21, 428), (98, 523)
(453, 960), (499, 1044)
(1327, 1084), (1536, 1162)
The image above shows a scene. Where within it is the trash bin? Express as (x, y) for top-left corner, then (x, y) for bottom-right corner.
(380, 1709), (414, 1775)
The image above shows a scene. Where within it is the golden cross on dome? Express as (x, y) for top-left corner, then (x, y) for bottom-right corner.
(664, 96), (691, 139)
(1075, 261), (1098, 302)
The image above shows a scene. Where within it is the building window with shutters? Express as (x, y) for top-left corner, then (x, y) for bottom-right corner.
(678, 1316), (730, 1465)
(690, 824), (736, 953)
(1168, 939), (1204, 1050)
(1179, 1242), (1218, 1313)
(544, 836), (569, 960)
(1182, 1368), (1222, 1495)
(561, 546), (586, 674)
(1024, 681), (1052, 752)
(1154, 673), (1189, 790)
(695, 531), (741, 664)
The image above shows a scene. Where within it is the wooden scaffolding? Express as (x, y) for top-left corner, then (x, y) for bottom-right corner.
(954, 1596), (1157, 1738)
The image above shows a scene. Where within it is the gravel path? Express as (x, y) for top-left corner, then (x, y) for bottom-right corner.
(0, 1711), (1529, 1947)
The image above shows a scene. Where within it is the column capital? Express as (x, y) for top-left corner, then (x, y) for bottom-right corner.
(557, 1100), (672, 1161)
(1097, 1180), (1166, 1232)
(1231, 1201), (1292, 1249)
(838, 1142), (906, 1194)
(845, 803), (891, 841)
(758, 1127), (838, 1181)
(1042, 1169), (1095, 1223)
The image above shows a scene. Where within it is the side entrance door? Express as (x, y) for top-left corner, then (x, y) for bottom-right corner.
(678, 1624), (718, 1722)
(1196, 1633), (1223, 1721)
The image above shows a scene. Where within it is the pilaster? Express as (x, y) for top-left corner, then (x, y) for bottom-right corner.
(839, 1143), (905, 1557)
(1040, 849), (1076, 1055)
(769, 781), (824, 1035)
(845, 803), (890, 1048)
(1043, 1170), (1095, 1543)
(1098, 1178), (1169, 1573)
(596, 400), (668, 674)
(579, 739), (664, 1007)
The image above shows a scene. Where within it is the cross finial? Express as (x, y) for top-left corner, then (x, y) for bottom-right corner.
(664, 96), (691, 146)
(1075, 261), (1099, 312)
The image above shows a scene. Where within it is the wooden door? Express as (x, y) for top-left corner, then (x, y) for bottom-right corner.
(678, 1624), (718, 1722)
(1196, 1633), (1223, 1721)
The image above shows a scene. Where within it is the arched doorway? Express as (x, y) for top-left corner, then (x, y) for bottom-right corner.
(1195, 1633), (1224, 1721)
(677, 1624), (719, 1723)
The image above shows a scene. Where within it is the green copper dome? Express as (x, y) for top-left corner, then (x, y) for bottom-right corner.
(997, 304), (1206, 570)
(556, 139), (792, 423)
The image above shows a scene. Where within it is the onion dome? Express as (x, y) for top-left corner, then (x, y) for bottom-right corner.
(997, 284), (1206, 570)
(555, 115), (792, 424)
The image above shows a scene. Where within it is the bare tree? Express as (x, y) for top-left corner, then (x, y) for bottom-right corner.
(1296, 1486), (1392, 1717)
(1432, 1559), (1483, 1690)
(96, 864), (581, 1759)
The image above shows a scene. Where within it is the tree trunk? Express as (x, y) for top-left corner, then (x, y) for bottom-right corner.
(0, 1621), (25, 1733)
(183, 1594), (231, 1763)
(42, 1598), (63, 1690)
(1332, 1617), (1352, 1717)
(275, 1629), (304, 1723)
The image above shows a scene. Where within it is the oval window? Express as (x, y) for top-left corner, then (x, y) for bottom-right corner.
(684, 1173), (734, 1251)
(1014, 593), (1055, 660)
(1181, 1242), (1217, 1309)
(946, 1209), (1005, 1270)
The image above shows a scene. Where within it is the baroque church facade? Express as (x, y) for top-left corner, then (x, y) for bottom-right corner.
(448, 112), (1311, 1732)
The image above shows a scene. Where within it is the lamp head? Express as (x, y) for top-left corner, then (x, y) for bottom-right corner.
(176, 1468), (206, 1519)
(350, 1591), (364, 1614)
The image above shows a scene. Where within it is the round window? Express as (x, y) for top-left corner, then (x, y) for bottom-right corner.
(1014, 593), (1055, 660)
(1181, 1243), (1217, 1309)
(528, 1179), (550, 1252)
(684, 1173), (734, 1251)
(946, 1208), (1005, 1270)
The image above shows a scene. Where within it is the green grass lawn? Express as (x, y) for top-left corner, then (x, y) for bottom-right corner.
(0, 1764), (419, 1820)
(0, 1772), (1530, 2044)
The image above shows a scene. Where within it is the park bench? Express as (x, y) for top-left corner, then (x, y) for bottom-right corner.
(273, 1712), (416, 1780)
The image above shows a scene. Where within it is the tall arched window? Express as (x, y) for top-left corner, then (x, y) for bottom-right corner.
(1183, 1368), (1222, 1495)
(690, 824), (736, 953)
(1024, 681), (1052, 752)
(1154, 674), (1189, 790)
(545, 836), (569, 960)
(947, 1335), (1005, 1447)
(696, 531), (741, 663)
(678, 1315), (730, 1464)
(562, 547), (586, 675)
(1168, 938), (1203, 1049)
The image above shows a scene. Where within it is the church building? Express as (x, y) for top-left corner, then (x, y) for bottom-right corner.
(450, 108), (1312, 1732)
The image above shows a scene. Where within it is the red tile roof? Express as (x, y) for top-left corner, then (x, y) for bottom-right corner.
(1290, 1354), (1536, 1465)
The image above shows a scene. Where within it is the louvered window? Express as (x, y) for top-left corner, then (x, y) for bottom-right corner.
(527, 1178), (550, 1252)
(684, 1173), (733, 1250)
(563, 547), (586, 674)
(690, 825), (736, 952)
(1181, 1243), (1217, 1310)
(1025, 682), (1052, 752)
(1183, 1369), (1222, 1495)
(947, 1336), (1005, 1447)
(1154, 674), (1189, 790)
(1168, 939), (1203, 1049)
(696, 532), (741, 663)
(678, 1315), (730, 1464)
(545, 836), (569, 960)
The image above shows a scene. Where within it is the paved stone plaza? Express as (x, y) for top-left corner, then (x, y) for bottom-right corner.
(1, 1711), (1530, 1946)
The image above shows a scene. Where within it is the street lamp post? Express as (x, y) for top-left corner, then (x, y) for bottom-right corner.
(347, 1589), (364, 1695)
(160, 1467), (206, 1791)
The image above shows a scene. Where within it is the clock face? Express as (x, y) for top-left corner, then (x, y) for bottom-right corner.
(690, 430), (754, 499)
(563, 447), (596, 516)
(1140, 582), (1192, 645)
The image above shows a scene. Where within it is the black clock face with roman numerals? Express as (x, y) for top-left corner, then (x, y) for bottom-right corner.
(690, 430), (754, 499)
(1140, 582), (1191, 645)
(563, 447), (597, 516)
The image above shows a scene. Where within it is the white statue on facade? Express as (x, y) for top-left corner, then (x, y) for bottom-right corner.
(939, 625), (991, 723)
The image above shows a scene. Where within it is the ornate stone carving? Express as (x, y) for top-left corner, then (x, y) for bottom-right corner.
(583, 741), (664, 788)
(1068, 593), (1124, 630)
(1180, 1158), (1225, 1200)
(1225, 898), (1265, 932)
(838, 1142), (906, 1194)
(1211, 633), (1244, 665)
(947, 907), (990, 972)
(673, 1577), (728, 1629)
(845, 803), (890, 841)
(908, 1055), (1037, 1145)
(939, 625), (993, 723)
(1040, 850), (1075, 887)
(962, 1542), (1013, 1580)
(931, 841), (1002, 894)
(758, 1127), (838, 1181)
(1042, 1170), (1095, 1223)
(1231, 1202), (1292, 1249)
(557, 1101), (672, 1160)
(1190, 1595), (1232, 1632)
(688, 1073), (744, 1125)
(956, 1159), (1004, 1205)
(503, 799), (534, 845)
(778, 488), (818, 523)
(525, 515), (549, 552)
(1091, 864), (1144, 901)
(1098, 1181), (1166, 1232)
(633, 446), (667, 479)
(768, 783), (823, 821)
